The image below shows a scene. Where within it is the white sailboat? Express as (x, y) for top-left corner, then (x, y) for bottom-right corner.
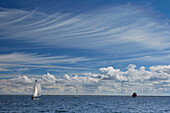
(75, 85), (79, 98)
(31, 80), (41, 100)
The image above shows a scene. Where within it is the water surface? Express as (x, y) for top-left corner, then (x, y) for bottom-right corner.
(0, 95), (169, 113)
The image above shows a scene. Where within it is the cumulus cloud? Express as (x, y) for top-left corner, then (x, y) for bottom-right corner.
(0, 64), (169, 95)
(42, 73), (56, 83)
(0, 75), (35, 94)
(17, 75), (32, 83)
(98, 66), (127, 81)
(150, 65), (170, 74)
(99, 64), (170, 83)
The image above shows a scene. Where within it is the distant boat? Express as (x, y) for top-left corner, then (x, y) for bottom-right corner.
(75, 85), (79, 98)
(132, 92), (137, 98)
(31, 80), (41, 100)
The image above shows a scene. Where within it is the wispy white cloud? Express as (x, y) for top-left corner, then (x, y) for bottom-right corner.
(0, 52), (92, 64)
(0, 52), (93, 72)
(99, 54), (170, 64)
(0, 64), (169, 95)
(0, 5), (170, 69)
(0, 5), (169, 51)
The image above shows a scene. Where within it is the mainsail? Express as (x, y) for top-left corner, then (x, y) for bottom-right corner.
(33, 80), (41, 97)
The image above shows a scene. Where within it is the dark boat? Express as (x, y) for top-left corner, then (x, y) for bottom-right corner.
(132, 92), (137, 98)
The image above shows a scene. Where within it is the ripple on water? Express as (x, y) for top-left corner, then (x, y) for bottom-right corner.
(0, 96), (170, 113)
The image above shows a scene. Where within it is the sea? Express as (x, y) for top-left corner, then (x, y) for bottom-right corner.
(0, 95), (170, 113)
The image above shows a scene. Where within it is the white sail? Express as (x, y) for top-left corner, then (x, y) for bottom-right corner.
(33, 81), (41, 97)
(37, 83), (41, 96)
(33, 85), (38, 97)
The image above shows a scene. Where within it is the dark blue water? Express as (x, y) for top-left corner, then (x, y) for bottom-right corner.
(0, 96), (170, 113)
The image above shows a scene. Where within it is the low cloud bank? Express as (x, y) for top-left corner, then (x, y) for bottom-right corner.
(0, 64), (169, 95)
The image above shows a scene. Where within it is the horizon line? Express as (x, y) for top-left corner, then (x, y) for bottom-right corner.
(0, 94), (169, 97)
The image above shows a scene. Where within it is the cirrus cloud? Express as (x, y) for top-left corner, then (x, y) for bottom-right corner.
(0, 5), (170, 52)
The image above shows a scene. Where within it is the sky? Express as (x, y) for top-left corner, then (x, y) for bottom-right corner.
(0, 0), (170, 95)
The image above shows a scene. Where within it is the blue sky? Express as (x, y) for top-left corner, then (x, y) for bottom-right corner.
(0, 0), (170, 95)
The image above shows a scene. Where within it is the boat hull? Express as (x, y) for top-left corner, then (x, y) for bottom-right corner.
(31, 97), (40, 100)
